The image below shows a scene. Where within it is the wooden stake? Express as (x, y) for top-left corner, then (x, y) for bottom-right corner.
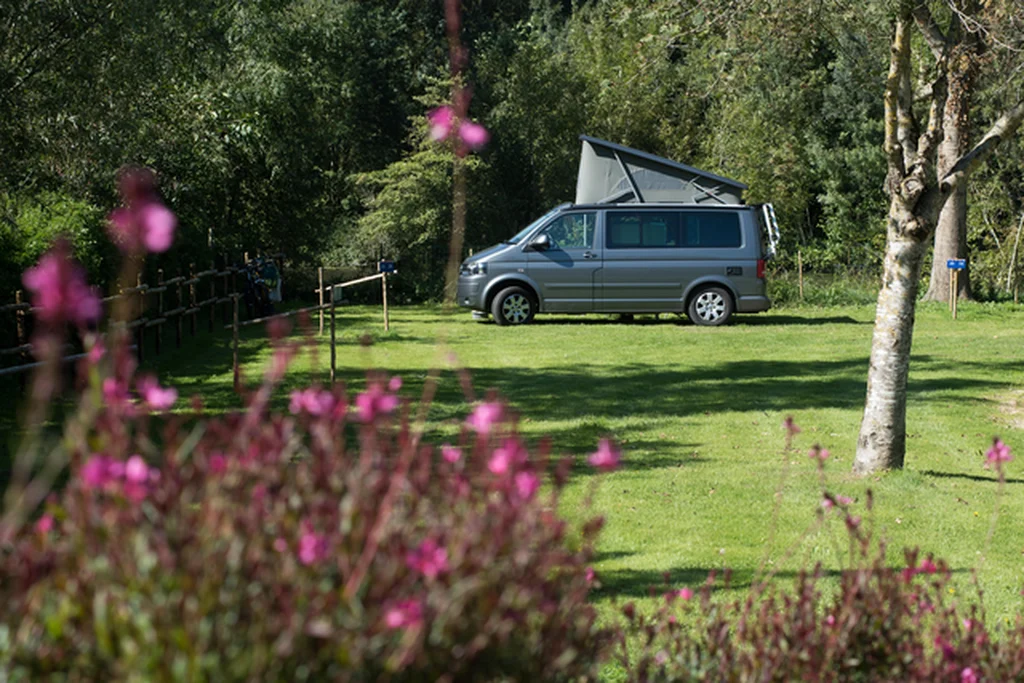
(382, 273), (390, 331)
(189, 263), (197, 337)
(318, 267), (324, 335)
(14, 290), (25, 349)
(232, 295), (240, 393)
(136, 273), (145, 363)
(329, 295), (336, 386)
(797, 250), (804, 302)
(156, 269), (164, 356)
(208, 261), (215, 332)
(952, 270), (959, 320)
(175, 275), (183, 348)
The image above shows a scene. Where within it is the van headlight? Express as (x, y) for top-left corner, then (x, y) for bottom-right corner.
(460, 261), (487, 276)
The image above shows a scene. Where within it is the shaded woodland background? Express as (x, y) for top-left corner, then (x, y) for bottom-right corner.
(2, 0), (1021, 303)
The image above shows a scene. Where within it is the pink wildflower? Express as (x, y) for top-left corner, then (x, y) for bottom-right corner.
(406, 539), (449, 579)
(678, 587), (694, 601)
(102, 377), (135, 415)
(845, 515), (861, 531)
(273, 538), (288, 553)
(384, 599), (423, 629)
(137, 375), (178, 411)
(808, 445), (830, 462)
(985, 438), (1013, 467)
(783, 415), (801, 436)
(298, 524), (329, 566)
(588, 439), (622, 471)
(961, 668), (978, 683)
(289, 388), (335, 416)
(585, 567), (596, 583)
(86, 336), (105, 365)
(917, 558), (938, 574)
(35, 514), (54, 535)
(488, 439), (526, 475)
(124, 455), (149, 484)
(388, 375), (402, 392)
(825, 614), (836, 626)
(821, 498), (834, 510)
(963, 619), (973, 631)
(354, 382), (399, 422)
(427, 106), (489, 152)
(208, 452), (228, 474)
(836, 495), (853, 505)
(107, 167), (177, 254)
(514, 471), (540, 500)
(467, 401), (504, 434)
(81, 455), (119, 490)
(22, 241), (101, 327)
(441, 444), (462, 463)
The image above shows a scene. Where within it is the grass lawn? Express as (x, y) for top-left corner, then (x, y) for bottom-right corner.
(4, 300), (1024, 624)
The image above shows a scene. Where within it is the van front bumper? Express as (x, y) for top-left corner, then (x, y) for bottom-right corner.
(736, 295), (771, 313)
(456, 278), (486, 310)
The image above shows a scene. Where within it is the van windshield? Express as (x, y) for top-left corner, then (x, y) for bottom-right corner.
(504, 205), (565, 244)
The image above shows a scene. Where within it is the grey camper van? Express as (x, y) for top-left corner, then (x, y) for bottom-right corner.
(457, 136), (780, 326)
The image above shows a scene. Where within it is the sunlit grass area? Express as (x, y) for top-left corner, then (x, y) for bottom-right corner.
(4, 301), (1024, 623)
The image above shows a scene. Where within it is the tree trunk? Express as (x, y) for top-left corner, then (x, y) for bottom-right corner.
(854, 207), (928, 473)
(924, 43), (979, 301)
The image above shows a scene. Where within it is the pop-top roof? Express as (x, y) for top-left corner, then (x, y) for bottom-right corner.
(575, 135), (747, 205)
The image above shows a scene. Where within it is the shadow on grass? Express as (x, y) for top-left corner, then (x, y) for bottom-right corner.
(918, 469), (1024, 486)
(592, 564), (973, 600)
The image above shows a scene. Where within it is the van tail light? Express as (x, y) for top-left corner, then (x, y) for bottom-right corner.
(757, 259), (765, 279)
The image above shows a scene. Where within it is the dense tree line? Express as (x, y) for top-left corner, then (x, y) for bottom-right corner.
(1, 0), (1022, 304)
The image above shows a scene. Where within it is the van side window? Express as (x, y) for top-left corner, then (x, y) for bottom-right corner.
(542, 212), (596, 249)
(681, 212), (742, 248)
(607, 212), (680, 248)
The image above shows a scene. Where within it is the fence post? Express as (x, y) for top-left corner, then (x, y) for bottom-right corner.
(330, 292), (337, 386)
(175, 274), (183, 348)
(318, 267), (324, 335)
(382, 273), (389, 332)
(233, 294), (240, 393)
(208, 261), (215, 333)
(189, 263), (197, 337)
(222, 255), (230, 323)
(136, 273), (145, 363)
(156, 269), (164, 356)
(797, 250), (804, 302)
(14, 290), (25, 351)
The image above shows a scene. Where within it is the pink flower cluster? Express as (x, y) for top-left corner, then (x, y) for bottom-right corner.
(406, 539), (449, 579)
(137, 375), (178, 411)
(902, 557), (939, 582)
(22, 241), (101, 327)
(427, 106), (489, 153)
(985, 438), (1013, 467)
(289, 388), (336, 416)
(384, 599), (423, 630)
(81, 454), (159, 502)
(588, 439), (621, 471)
(808, 445), (830, 463)
(467, 401), (504, 434)
(298, 521), (330, 566)
(355, 377), (401, 422)
(107, 167), (177, 253)
(488, 438), (527, 475)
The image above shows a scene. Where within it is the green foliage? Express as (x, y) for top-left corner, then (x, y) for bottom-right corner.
(0, 192), (112, 298)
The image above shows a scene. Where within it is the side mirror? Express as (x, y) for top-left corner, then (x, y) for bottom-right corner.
(528, 233), (551, 251)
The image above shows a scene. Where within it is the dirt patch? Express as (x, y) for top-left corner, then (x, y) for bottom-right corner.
(995, 389), (1024, 431)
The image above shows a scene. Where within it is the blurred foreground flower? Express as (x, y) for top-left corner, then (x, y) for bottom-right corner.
(428, 106), (489, 154)
(107, 166), (177, 253)
(22, 240), (101, 328)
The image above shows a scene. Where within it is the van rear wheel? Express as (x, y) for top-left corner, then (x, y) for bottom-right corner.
(688, 286), (733, 326)
(492, 287), (536, 326)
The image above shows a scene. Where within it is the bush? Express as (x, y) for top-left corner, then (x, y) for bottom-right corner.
(0, 339), (613, 680)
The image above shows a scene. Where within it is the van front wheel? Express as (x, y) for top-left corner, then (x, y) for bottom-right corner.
(492, 287), (536, 326)
(688, 287), (733, 326)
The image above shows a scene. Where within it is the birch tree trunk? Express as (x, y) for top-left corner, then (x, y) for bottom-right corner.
(924, 40), (979, 302)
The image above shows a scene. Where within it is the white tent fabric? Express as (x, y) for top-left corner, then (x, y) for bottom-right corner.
(575, 135), (747, 205)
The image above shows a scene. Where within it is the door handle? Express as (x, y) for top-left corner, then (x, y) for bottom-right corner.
(583, 251), (597, 260)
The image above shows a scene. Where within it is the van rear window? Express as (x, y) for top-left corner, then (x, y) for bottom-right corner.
(606, 211), (741, 249)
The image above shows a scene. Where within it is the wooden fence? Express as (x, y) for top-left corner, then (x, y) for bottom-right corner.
(2, 258), (396, 392)
(0, 255), (283, 379)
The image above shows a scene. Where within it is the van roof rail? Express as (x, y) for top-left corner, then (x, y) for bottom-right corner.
(575, 135), (747, 206)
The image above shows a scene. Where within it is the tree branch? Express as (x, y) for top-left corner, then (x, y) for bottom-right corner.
(942, 99), (1024, 193)
(912, 2), (948, 59)
(896, 15), (917, 168)
(885, 10), (913, 183)
(917, 66), (948, 160)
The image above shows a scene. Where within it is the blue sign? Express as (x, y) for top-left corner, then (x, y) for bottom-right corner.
(378, 260), (396, 274)
(946, 259), (966, 270)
